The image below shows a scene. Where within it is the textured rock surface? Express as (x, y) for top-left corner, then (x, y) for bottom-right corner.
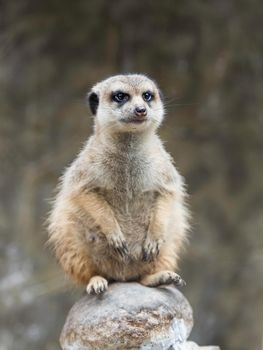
(60, 282), (193, 350)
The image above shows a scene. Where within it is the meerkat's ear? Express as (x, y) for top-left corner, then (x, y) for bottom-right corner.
(87, 91), (99, 115)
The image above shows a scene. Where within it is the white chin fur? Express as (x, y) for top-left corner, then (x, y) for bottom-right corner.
(96, 110), (163, 133)
(117, 120), (159, 133)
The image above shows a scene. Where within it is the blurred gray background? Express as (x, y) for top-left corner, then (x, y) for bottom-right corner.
(0, 1), (262, 349)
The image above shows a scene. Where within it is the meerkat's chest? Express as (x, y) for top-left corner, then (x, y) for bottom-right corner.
(98, 152), (157, 194)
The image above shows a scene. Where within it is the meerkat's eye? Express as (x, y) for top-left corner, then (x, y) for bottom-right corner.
(112, 92), (129, 103)
(142, 91), (154, 102)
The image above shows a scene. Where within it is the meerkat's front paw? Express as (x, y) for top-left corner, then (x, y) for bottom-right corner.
(86, 276), (108, 295)
(108, 233), (129, 260)
(142, 237), (163, 262)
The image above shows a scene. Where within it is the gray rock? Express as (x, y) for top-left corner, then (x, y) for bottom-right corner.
(60, 282), (193, 350)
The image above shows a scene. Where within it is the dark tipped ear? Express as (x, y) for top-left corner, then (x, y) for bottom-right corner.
(87, 92), (99, 115)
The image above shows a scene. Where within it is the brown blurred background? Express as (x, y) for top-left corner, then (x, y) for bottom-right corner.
(0, 1), (263, 349)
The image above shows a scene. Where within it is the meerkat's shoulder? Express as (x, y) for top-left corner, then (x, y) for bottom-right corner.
(58, 137), (96, 190)
(151, 137), (184, 187)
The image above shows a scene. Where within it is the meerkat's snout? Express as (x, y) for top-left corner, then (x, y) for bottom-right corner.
(134, 106), (147, 118)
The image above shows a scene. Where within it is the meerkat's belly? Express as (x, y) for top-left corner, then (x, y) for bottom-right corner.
(86, 190), (157, 280)
(106, 189), (157, 242)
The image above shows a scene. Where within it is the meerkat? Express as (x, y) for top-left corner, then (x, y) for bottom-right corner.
(48, 74), (190, 294)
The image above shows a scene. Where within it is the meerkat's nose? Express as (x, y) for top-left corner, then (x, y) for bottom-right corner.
(134, 106), (147, 117)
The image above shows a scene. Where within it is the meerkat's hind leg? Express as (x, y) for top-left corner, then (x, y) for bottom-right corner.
(86, 276), (108, 295)
(140, 270), (186, 288)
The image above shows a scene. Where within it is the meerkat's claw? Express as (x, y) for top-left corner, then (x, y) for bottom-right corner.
(142, 238), (163, 262)
(178, 278), (186, 287)
(108, 234), (129, 259)
(168, 273), (186, 287)
(114, 245), (128, 258)
(86, 276), (108, 295)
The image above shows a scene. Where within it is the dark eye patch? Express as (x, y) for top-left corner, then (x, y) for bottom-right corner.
(142, 91), (154, 102)
(112, 91), (130, 103)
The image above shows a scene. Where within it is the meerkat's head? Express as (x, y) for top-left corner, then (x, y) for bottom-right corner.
(87, 74), (164, 133)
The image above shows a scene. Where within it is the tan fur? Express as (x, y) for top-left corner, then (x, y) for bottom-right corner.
(47, 74), (190, 293)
